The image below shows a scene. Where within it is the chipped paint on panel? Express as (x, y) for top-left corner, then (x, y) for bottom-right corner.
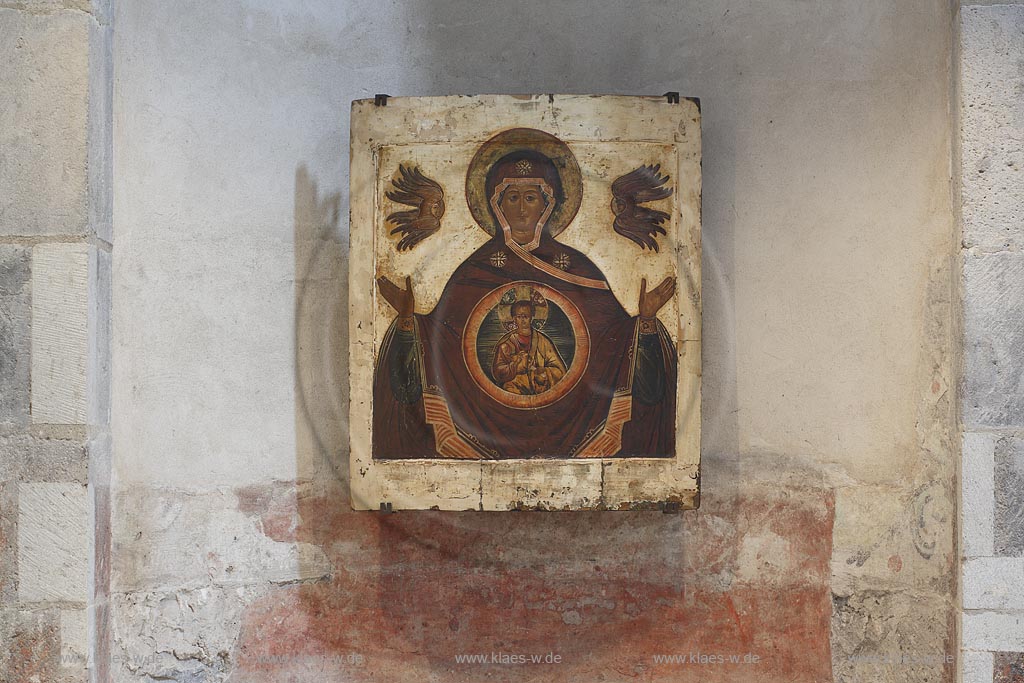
(350, 94), (701, 511)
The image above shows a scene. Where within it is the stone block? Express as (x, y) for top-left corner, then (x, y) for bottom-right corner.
(0, 608), (60, 682)
(0, 434), (87, 483)
(17, 482), (88, 603)
(30, 243), (89, 425)
(995, 436), (1024, 555)
(0, 9), (90, 236)
(963, 432), (996, 557)
(0, 245), (30, 428)
(964, 557), (1024, 609)
(962, 650), (994, 683)
(59, 608), (88, 674)
(963, 611), (1024, 652)
(960, 5), (1024, 250)
(963, 251), (1024, 429)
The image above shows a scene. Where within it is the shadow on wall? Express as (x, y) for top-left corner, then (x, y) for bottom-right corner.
(292, 165), (347, 491)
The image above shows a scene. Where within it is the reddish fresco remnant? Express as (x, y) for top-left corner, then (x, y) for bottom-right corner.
(3, 610), (59, 682)
(722, 595), (752, 645)
(887, 555), (903, 573)
(235, 484), (273, 518)
(994, 652), (1024, 683)
(236, 483), (308, 543)
(233, 481), (835, 683)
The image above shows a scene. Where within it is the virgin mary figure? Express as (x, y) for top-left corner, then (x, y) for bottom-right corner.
(373, 128), (677, 459)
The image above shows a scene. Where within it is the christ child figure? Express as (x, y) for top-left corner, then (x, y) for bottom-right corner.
(490, 300), (567, 395)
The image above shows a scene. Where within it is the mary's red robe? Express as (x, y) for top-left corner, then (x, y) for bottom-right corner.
(372, 233), (676, 459)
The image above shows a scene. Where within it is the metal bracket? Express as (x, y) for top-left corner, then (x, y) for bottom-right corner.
(374, 93), (390, 107)
(379, 502), (393, 513)
(664, 91), (680, 104)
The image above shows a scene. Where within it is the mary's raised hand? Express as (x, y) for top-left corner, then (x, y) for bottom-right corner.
(638, 275), (676, 319)
(376, 275), (415, 317)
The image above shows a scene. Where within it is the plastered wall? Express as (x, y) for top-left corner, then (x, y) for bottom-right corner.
(109, 1), (958, 681)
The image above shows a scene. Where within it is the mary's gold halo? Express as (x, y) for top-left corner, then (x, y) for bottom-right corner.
(466, 128), (582, 238)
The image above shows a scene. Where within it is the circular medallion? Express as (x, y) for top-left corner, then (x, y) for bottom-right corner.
(463, 281), (590, 409)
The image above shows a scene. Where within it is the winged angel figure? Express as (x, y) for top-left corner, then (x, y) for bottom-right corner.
(385, 164), (446, 251)
(611, 164), (673, 251)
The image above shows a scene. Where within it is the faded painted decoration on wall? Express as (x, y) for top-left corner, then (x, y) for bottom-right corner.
(350, 95), (701, 510)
